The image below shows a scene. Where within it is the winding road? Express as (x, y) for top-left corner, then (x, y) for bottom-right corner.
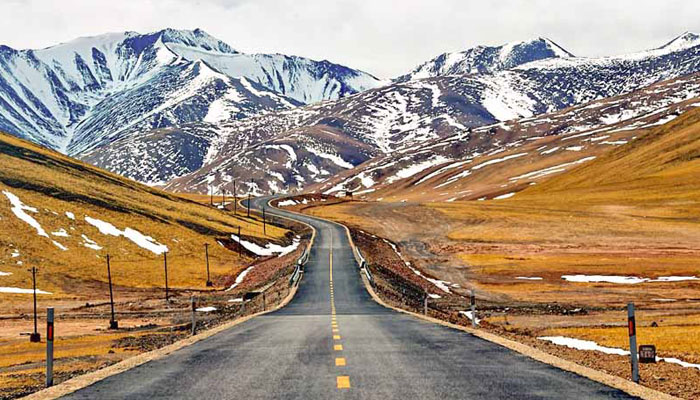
(63, 197), (636, 399)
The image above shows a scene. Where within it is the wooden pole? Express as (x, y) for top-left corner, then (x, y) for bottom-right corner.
(263, 207), (266, 236)
(238, 226), (242, 258)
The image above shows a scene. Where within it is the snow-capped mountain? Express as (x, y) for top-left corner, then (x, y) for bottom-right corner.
(395, 37), (574, 82)
(145, 32), (700, 195)
(0, 28), (382, 154)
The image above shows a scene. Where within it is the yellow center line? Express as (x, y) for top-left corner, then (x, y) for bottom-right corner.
(333, 335), (341, 340)
(334, 344), (343, 351)
(337, 376), (350, 389)
(335, 357), (346, 366)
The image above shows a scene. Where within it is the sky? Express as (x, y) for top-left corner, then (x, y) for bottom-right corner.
(1, 0), (699, 79)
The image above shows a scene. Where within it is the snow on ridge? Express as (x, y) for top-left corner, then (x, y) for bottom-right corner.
(306, 147), (354, 169)
(509, 156), (596, 181)
(386, 156), (450, 184)
(471, 152), (528, 170)
(85, 216), (168, 254)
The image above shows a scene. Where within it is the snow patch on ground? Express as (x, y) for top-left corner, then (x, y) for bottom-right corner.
(459, 310), (481, 325)
(3, 191), (49, 237)
(0, 287), (52, 294)
(225, 265), (255, 291)
(196, 306), (217, 312)
(85, 216), (168, 254)
(494, 192), (516, 200)
(562, 275), (699, 284)
(539, 336), (700, 370)
(516, 276), (543, 280)
(81, 234), (102, 251)
(230, 234), (300, 257)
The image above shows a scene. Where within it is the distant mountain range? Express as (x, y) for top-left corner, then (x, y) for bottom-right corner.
(2, 30), (700, 196)
(0, 28), (382, 154)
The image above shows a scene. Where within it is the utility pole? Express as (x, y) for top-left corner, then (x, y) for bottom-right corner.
(30, 267), (40, 342)
(106, 255), (118, 329)
(222, 189), (226, 210)
(209, 184), (213, 206)
(247, 193), (251, 217)
(204, 243), (212, 287)
(163, 252), (169, 302)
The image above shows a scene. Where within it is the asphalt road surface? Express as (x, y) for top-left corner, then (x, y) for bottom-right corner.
(63, 197), (637, 399)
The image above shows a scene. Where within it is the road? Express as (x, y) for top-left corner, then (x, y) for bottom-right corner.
(63, 197), (636, 399)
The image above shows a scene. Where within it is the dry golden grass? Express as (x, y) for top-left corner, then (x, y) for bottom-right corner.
(0, 131), (288, 305)
(542, 325), (700, 362)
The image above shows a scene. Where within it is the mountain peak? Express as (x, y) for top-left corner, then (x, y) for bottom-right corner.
(158, 28), (239, 54)
(395, 36), (573, 82)
(659, 31), (700, 52)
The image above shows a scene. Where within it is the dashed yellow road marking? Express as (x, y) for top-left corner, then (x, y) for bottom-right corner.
(337, 376), (350, 389)
(334, 344), (343, 351)
(335, 357), (346, 366)
(332, 329), (339, 333)
(333, 335), (341, 340)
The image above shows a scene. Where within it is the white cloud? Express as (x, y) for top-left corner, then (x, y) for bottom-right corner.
(1, 0), (698, 78)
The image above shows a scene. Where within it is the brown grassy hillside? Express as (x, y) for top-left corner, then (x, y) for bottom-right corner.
(0, 131), (287, 308)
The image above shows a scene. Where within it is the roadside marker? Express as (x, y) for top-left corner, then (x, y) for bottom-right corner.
(337, 376), (350, 389)
(46, 307), (54, 387)
(628, 303), (640, 383)
(334, 344), (343, 351)
(335, 357), (346, 366)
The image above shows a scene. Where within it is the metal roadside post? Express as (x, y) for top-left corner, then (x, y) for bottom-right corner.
(46, 307), (54, 387)
(191, 296), (196, 336)
(471, 289), (477, 328)
(628, 303), (640, 383)
(106, 255), (118, 329)
(423, 294), (428, 316)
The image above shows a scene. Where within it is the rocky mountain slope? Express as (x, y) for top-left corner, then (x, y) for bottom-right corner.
(314, 72), (700, 201)
(0, 28), (382, 155)
(133, 33), (700, 194)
